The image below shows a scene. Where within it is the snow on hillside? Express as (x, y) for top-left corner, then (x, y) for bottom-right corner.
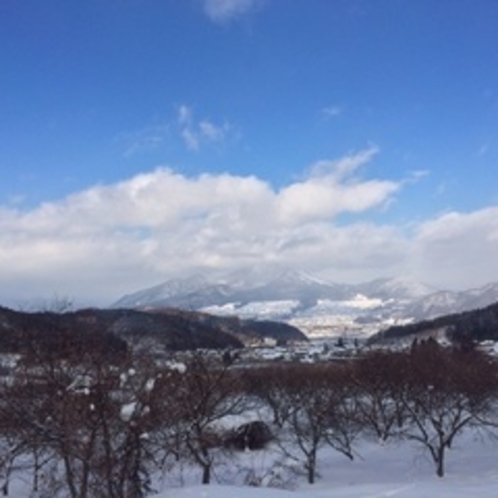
(200, 295), (385, 322)
(201, 300), (301, 320)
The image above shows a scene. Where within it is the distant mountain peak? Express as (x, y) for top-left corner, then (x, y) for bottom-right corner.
(357, 277), (435, 300)
(268, 269), (334, 287)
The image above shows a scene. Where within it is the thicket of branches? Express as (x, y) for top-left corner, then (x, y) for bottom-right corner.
(0, 336), (498, 496)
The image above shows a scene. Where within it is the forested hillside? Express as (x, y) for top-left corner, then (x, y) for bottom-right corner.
(369, 301), (498, 345)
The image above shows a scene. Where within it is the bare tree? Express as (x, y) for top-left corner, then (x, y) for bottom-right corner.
(352, 351), (408, 442)
(1, 327), (164, 498)
(244, 365), (295, 428)
(398, 344), (498, 477)
(268, 363), (359, 485)
(169, 352), (245, 484)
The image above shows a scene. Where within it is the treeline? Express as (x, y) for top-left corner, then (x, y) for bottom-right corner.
(0, 306), (307, 356)
(1, 341), (498, 496)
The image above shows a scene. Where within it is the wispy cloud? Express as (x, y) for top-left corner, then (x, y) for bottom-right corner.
(117, 105), (232, 157)
(321, 105), (343, 119)
(177, 104), (231, 151)
(203, 0), (260, 24)
(409, 170), (429, 181)
(478, 144), (489, 157)
(1, 148), (496, 304)
(117, 124), (169, 157)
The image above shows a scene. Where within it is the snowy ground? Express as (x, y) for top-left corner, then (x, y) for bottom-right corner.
(156, 431), (498, 498)
(4, 410), (498, 497)
(5, 429), (498, 496)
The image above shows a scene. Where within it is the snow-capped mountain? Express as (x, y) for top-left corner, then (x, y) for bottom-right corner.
(112, 271), (498, 338)
(403, 282), (498, 321)
(113, 274), (233, 309)
(354, 277), (436, 301)
(113, 270), (357, 312)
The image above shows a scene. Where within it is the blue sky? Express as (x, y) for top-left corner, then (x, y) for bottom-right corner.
(1, 0), (498, 306)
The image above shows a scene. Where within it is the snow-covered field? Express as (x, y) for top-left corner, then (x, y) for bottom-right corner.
(4, 426), (497, 497)
(4, 342), (498, 497)
(153, 430), (498, 498)
(4, 402), (498, 497)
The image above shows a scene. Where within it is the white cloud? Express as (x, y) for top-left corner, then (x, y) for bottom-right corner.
(275, 147), (399, 225)
(411, 207), (498, 289)
(1, 148), (497, 305)
(177, 105), (230, 151)
(203, 0), (259, 24)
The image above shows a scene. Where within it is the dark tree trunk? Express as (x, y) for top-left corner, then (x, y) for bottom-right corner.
(201, 463), (211, 485)
(307, 450), (317, 484)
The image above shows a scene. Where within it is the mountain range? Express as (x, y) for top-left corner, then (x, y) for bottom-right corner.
(112, 270), (498, 336)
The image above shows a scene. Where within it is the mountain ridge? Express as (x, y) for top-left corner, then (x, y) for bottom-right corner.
(112, 271), (498, 336)
(0, 305), (307, 358)
(113, 271), (433, 310)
